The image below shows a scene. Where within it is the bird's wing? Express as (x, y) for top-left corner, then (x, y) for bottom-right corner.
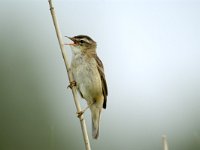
(94, 54), (108, 109)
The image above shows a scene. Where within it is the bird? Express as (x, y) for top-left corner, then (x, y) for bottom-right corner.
(65, 35), (108, 139)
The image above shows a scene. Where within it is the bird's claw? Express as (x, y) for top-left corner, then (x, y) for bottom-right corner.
(67, 81), (76, 89)
(76, 111), (84, 118)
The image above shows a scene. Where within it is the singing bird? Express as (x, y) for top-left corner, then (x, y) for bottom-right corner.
(65, 35), (108, 139)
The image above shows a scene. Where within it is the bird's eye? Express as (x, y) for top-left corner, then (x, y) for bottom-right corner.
(80, 40), (84, 44)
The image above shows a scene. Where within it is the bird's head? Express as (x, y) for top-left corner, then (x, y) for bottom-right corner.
(65, 35), (97, 54)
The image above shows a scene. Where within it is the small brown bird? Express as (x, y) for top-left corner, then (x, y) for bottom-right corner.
(65, 35), (108, 139)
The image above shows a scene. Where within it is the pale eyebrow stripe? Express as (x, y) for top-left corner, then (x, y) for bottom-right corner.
(80, 38), (90, 43)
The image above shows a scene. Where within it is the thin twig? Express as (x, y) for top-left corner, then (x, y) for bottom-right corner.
(48, 0), (91, 150)
(162, 135), (169, 150)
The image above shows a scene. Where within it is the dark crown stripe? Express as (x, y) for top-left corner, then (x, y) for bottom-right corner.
(74, 35), (95, 42)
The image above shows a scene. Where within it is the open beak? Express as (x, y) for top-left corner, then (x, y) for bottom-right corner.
(64, 36), (76, 46)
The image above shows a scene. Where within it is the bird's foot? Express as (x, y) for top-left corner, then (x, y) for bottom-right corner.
(67, 81), (76, 89)
(76, 102), (94, 118)
(76, 111), (84, 118)
(76, 102), (95, 118)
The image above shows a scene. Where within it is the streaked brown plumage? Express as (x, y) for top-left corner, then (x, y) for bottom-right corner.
(66, 35), (108, 139)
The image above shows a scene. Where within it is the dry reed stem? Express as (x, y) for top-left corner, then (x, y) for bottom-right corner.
(48, 0), (91, 150)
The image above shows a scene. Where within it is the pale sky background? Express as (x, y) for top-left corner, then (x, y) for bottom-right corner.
(0, 0), (200, 150)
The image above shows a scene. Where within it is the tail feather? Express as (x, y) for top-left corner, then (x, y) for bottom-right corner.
(91, 105), (101, 139)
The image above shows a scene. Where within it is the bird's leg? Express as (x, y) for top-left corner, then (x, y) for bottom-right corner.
(67, 81), (76, 89)
(77, 102), (94, 118)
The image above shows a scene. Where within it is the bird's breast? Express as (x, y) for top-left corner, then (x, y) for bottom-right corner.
(71, 55), (102, 100)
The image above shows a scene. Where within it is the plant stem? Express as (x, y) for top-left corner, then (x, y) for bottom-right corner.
(162, 135), (169, 150)
(48, 1), (91, 150)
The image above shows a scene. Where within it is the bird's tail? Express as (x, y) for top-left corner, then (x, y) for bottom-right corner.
(90, 105), (101, 139)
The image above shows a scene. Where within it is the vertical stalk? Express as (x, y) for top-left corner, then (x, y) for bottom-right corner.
(48, 1), (91, 150)
(162, 135), (169, 150)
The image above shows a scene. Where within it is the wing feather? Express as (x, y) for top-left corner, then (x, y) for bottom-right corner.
(94, 55), (108, 109)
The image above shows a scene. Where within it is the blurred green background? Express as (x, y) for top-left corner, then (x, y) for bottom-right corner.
(0, 0), (200, 150)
